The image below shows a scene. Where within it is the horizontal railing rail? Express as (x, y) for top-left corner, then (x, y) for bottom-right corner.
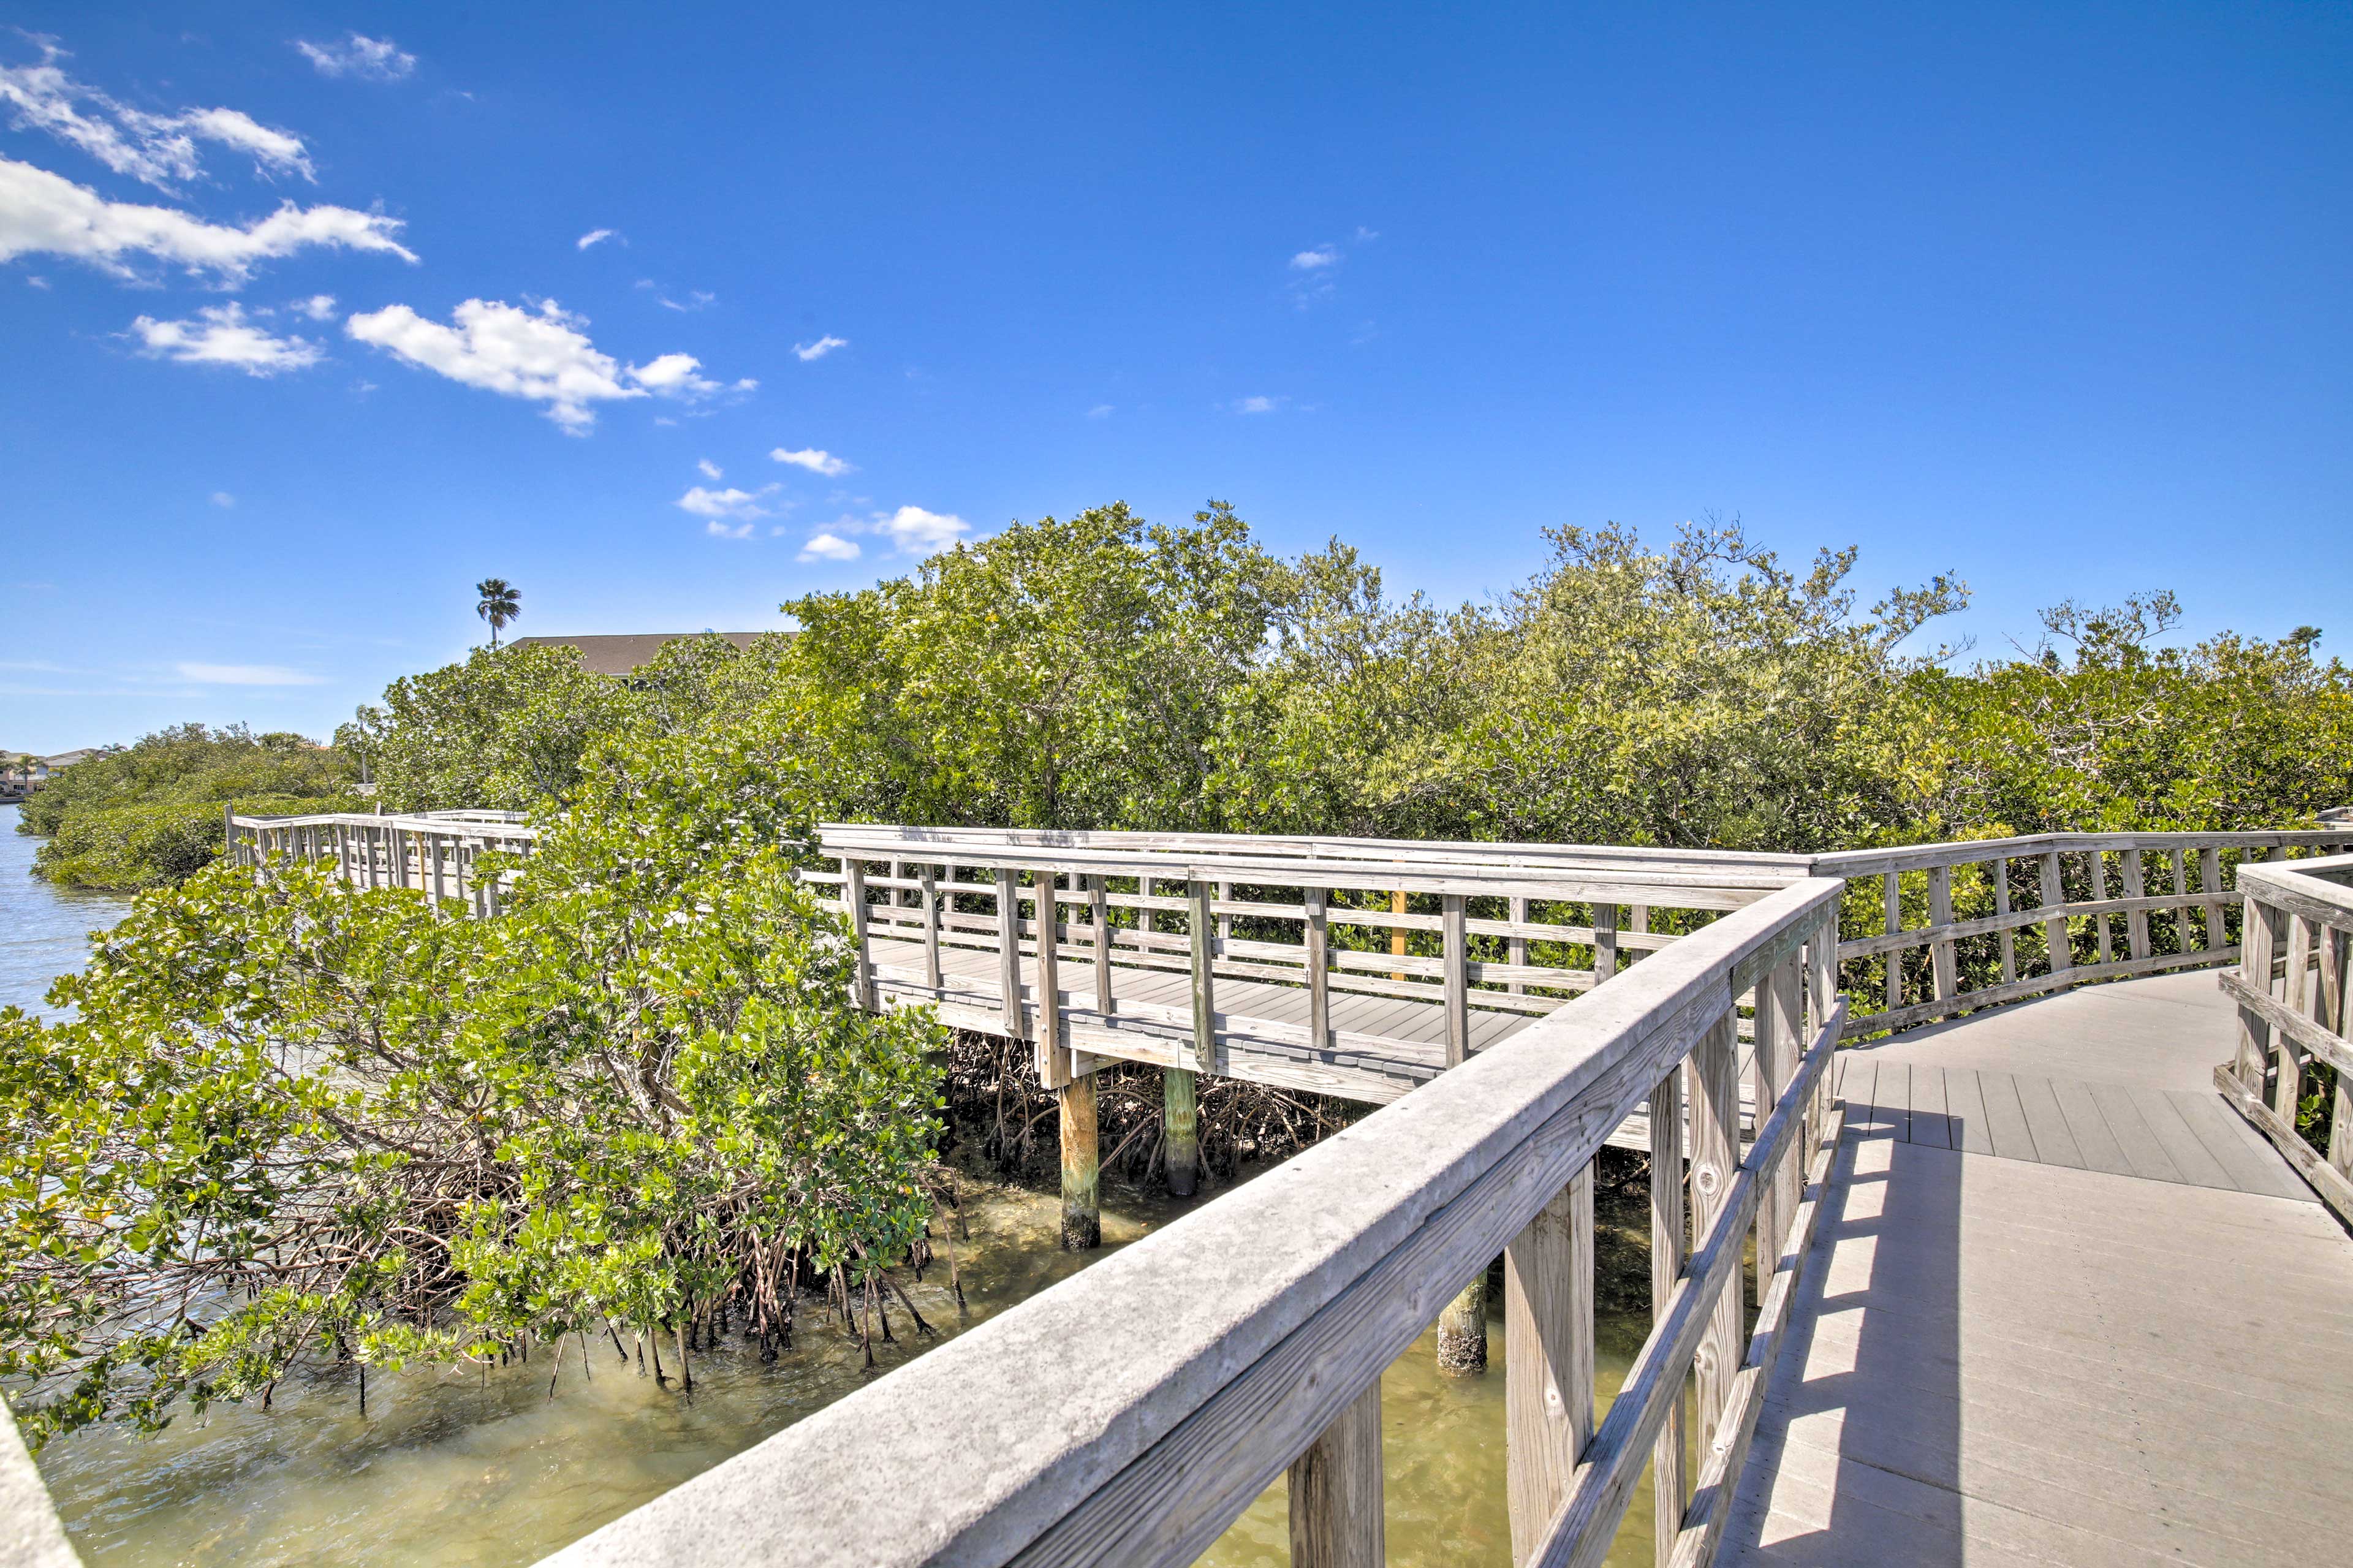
(2216, 849), (2353, 1224)
(540, 874), (1848, 1568)
(225, 808), (537, 916)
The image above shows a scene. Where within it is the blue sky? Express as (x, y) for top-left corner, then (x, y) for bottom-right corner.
(3, 2), (2348, 752)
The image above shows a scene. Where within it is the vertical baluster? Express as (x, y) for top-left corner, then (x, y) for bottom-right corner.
(1505, 1164), (1594, 1564)
(1991, 856), (2017, 984)
(1033, 869), (1063, 1085)
(920, 863), (942, 992)
(2321, 925), (2351, 1180)
(1507, 893), (1529, 995)
(1216, 878), (1232, 944)
(2040, 851), (2069, 980)
(2123, 846), (2151, 961)
(1927, 863), (1957, 1003)
(1090, 874), (1113, 1015)
(1443, 892), (1469, 1067)
(2092, 850), (2115, 966)
(843, 859), (872, 1010)
(1754, 955), (1802, 1278)
(1188, 879), (1217, 1074)
(2235, 894), (2280, 1093)
(1306, 885), (1331, 1050)
(2200, 846), (2226, 953)
(2167, 848), (2189, 957)
(1689, 1010), (1741, 1442)
(1390, 888), (1409, 983)
(1287, 1380), (1383, 1568)
(1139, 873), (1155, 939)
(1593, 900), (1619, 985)
(995, 868), (1022, 1039)
(1882, 871), (1903, 1015)
(2276, 913), (2313, 1126)
(1648, 1061), (1688, 1568)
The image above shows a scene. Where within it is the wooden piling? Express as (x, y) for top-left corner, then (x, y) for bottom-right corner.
(1164, 1067), (1199, 1198)
(1059, 1073), (1101, 1251)
(1437, 1269), (1488, 1375)
(1287, 1379), (1384, 1568)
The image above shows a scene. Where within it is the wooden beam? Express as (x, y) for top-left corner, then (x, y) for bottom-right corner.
(1648, 1062), (1687, 1568)
(1506, 1165), (1594, 1565)
(1287, 1378), (1382, 1568)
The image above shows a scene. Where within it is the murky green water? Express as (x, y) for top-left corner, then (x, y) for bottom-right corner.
(12, 804), (1671, 1566)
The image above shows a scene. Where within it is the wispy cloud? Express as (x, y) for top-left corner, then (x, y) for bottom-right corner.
(210, 491), (235, 508)
(0, 156), (417, 284)
(697, 457), (722, 480)
(1, 39), (314, 187)
(1290, 246), (1339, 271)
(1087, 404), (1113, 419)
(294, 293), (338, 321)
(794, 335), (847, 362)
(771, 446), (851, 477)
(177, 662), (327, 687)
(675, 483), (780, 521)
(294, 34), (416, 83)
(346, 299), (745, 433)
(129, 303), (323, 376)
(1233, 395), (1281, 415)
(577, 227), (616, 250)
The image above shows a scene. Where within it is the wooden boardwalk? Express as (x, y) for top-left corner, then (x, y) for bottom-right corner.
(1725, 972), (2353, 1566)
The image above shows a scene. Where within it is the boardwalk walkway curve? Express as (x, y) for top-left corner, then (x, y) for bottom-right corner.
(5, 817), (2350, 1568)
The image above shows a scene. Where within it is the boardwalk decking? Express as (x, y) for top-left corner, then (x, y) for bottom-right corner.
(1725, 973), (2353, 1566)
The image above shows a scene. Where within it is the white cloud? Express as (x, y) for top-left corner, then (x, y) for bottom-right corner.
(1354, 225), (1379, 242)
(177, 662), (327, 686)
(697, 457), (723, 480)
(1234, 395), (1279, 414)
(0, 42), (313, 186)
(295, 293), (338, 321)
(657, 289), (714, 312)
(675, 483), (779, 520)
(129, 303), (324, 376)
(576, 227), (615, 250)
(794, 335), (847, 362)
(771, 446), (851, 477)
(0, 156), (416, 283)
(1290, 246), (1339, 270)
(344, 298), (741, 433)
(1087, 404), (1113, 419)
(295, 34), (416, 83)
(210, 491), (235, 508)
(706, 520), (753, 540)
(798, 531), (861, 562)
(874, 506), (968, 553)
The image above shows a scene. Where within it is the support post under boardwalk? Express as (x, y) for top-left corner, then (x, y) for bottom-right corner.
(1164, 1067), (1199, 1198)
(1058, 1072), (1100, 1251)
(1287, 1378), (1382, 1568)
(1437, 1268), (1487, 1375)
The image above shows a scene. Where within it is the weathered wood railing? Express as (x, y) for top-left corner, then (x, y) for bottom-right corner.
(2215, 849), (2353, 1224)
(225, 808), (536, 916)
(539, 872), (1848, 1568)
(1814, 828), (2353, 1039)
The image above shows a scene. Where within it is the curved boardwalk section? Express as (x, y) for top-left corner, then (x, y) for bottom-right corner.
(1724, 974), (2353, 1567)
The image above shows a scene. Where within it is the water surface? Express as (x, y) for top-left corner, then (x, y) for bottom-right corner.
(1, 802), (134, 1018)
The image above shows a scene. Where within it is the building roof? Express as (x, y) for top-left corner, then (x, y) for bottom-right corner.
(507, 632), (768, 677)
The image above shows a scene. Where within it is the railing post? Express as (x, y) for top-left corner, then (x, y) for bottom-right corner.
(1508, 893), (1529, 994)
(2275, 912), (2312, 1126)
(1991, 856), (2017, 983)
(1755, 955), (1802, 1276)
(843, 858), (872, 1011)
(1881, 871), (1903, 1014)
(1505, 1164), (1594, 1564)
(2234, 892), (2280, 1093)
(1287, 1379), (1383, 1568)
(1089, 873), (1113, 1014)
(1688, 1008), (1741, 1439)
(1033, 868), (1063, 1086)
(2092, 850), (2115, 965)
(995, 868), (1023, 1039)
(2324, 925), (2352, 1181)
(920, 863), (942, 991)
(2167, 847), (2189, 955)
(1188, 878), (1217, 1074)
(2199, 846), (2225, 952)
(2123, 846), (2151, 961)
(2040, 850), (2070, 980)
(1926, 863), (1957, 1002)
(1443, 892), (1469, 1067)
(1593, 900), (1619, 985)
(1306, 885), (1331, 1050)
(1649, 1061), (1688, 1568)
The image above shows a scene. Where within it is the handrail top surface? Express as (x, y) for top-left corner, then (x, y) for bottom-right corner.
(1808, 827), (2353, 876)
(819, 822), (1814, 869)
(2238, 849), (2353, 924)
(230, 809), (537, 836)
(536, 874), (1845, 1568)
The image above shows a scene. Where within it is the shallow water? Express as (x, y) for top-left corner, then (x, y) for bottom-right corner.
(13, 802), (1672, 1566)
(1, 803), (133, 1018)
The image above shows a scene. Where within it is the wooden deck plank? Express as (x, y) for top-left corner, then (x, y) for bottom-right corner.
(2086, 1082), (2186, 1184)
(2048, 1076), (2135, 1179)
(1940, 1067), (1996, 1155)
(2123, 1086), (2237, 1192)
(2009, 1074), (2086, 1169)
(2163, 1090), (2316, 1203)
(1906, 1064), (1954, 1150)
(1971, 1070), (2041, 1163)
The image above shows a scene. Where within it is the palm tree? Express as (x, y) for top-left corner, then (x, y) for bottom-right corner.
(476, 578), (521, 649)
